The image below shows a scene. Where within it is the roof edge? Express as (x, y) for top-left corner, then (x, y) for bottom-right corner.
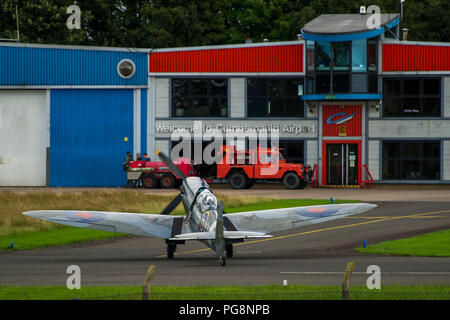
(0, 41), (151, 53)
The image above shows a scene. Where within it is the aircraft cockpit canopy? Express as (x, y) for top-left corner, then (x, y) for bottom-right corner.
(197, 190), (218, 212)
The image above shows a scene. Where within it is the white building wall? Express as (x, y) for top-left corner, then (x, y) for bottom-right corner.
(155, 140), (170, 157)
(443, 141), (450, 181)
(368, 140), (380, 181)
(155, 78), (170, 118)
(368, 120), (450, 138)
(306, 140), (318, 167)
(154, 119), (318, 139)
(230, 78), (245, 118)
(444, 77), (450, 118)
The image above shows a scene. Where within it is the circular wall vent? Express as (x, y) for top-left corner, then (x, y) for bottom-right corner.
(117, 59), (136, 79)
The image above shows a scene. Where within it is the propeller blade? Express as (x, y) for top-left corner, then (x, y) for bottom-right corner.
(156, 150), (187, 180)
(160, 193), (183, 215)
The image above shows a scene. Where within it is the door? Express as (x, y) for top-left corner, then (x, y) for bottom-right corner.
(0, 90), (47, 186)
(50, 89), (134, 187)
(326, 143), (358, 185)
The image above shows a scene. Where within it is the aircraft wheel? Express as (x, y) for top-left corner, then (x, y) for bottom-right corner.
(225, 244), (233, 258)
(219, 256), (226, 266)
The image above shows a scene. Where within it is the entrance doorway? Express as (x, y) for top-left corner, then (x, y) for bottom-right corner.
(325, 143), (359, 186)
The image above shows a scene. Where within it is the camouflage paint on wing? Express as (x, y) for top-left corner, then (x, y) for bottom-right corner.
(224, 203), (377, 233)
(22, 210), (188, 239)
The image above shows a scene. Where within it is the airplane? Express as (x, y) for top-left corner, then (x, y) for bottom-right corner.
(23, 150), (377, 266)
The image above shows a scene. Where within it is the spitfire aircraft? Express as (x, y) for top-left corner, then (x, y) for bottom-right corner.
(23, 151), (377, 266)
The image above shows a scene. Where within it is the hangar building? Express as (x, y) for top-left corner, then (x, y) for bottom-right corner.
(0, 43), (149, 187)
(1, 12), (449, 187)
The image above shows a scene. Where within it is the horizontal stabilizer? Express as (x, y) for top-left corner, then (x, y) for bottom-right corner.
(170, 231), (272, 241)
(169, 231), (272, 240)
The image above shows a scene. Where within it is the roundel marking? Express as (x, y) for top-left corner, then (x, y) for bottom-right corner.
(68, 212), (106, 223)
(295, 206), (340, 218)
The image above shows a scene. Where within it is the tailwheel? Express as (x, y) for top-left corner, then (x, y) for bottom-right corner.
(225, 244), (233, 258)
(167, 243), (176, 259)
(219, 256), (226, 266)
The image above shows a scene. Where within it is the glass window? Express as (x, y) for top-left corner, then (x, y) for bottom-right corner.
(382, 78), (441, 117)
(332, 42), (351, 71)
(383, 79), (400, 95)
(367, 39), (377, 71)
(352, 39), (367, 72)
(383, 97), (402, 117)
(423, 79), (440, 95)
(423, 98), (441, 117)
(279, 141), (304, 163)
(172, 78), (228, 117)
(382, 141), (440, 180)
(315, 74), (330, 93)
(404, 79), (420, 95)
(368, 73), (378, 93)
(247, 78), (304, 118)
(315, 42), (331, 71)
(333, 74), (350, 93)
(306, 40), (315, 73)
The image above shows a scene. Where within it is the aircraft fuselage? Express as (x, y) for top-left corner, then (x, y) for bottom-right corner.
(180, 177), (219, 250)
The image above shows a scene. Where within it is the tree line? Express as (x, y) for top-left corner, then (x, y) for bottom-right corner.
(0, 0), (448, 48)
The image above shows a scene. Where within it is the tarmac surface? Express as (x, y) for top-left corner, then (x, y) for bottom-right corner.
(1, 187), (450, 287)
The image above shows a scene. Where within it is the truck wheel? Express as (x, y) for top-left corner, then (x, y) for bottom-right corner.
(283, 172), (300, 189)
(229, 172), (248, 189)
(160, 173), (175, 188)
(142, 173), (158, 189)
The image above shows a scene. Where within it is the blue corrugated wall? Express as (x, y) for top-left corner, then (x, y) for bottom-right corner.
(50, 89), (134, 187)
(0, 44), (148, 86)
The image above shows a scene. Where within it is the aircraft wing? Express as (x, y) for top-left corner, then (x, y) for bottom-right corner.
(170, 231), (272, 241)
(223, 203), (377, 233)
(22, 210), (189, 239)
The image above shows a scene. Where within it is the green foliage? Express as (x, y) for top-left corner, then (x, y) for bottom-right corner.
(1, 0), (448, 48)
(0, 284), (449, 300)
(356, 229), (450, 257)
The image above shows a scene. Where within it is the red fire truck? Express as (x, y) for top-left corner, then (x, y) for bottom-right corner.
(127, 157), (195, 188)
(196, 145), (311, 189)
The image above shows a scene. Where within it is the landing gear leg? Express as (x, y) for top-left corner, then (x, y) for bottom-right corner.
(167, 242), (176, 259)
(225, 244), (233, 258)
(219, 256), (226, 266)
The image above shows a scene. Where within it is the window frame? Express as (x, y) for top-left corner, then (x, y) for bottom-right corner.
(306, 38), (378, 94)
(171, 78), (229, 118)
(382, 77), (441, 118)
(246, 77), (305, 118)
(382, 140), (441, 180)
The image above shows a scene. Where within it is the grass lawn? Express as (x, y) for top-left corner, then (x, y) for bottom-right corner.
(1, 284), (449, 300)
(356, 229), (450, 257)
(0, 191), (358, 251)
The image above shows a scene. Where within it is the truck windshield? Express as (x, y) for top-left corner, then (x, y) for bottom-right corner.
(260, 152), (283, 163)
